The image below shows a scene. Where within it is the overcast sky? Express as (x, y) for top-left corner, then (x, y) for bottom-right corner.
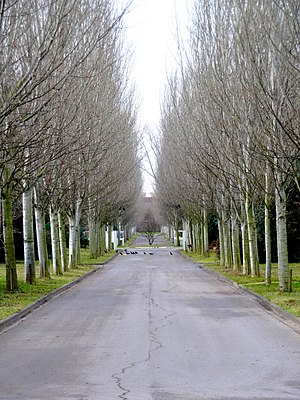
(124, 0), (190, 128)
(123, 0), (190, 193)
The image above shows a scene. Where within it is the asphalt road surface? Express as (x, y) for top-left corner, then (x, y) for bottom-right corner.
(0, 246), (300, 400)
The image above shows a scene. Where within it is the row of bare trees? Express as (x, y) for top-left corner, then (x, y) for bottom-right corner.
(156, 0), (299, 291)
(0, 0), (142, 290)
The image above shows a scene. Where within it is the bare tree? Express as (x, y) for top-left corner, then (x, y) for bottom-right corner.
(0, 0), (140, 289)
(157, 0), (299, 291)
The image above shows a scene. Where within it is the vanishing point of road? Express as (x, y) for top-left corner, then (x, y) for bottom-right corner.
(0, 237), (299, 400)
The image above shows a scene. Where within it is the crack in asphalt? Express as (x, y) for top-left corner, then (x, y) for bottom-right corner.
(111, 366), (133, 400)
(111, 269), (175, 400)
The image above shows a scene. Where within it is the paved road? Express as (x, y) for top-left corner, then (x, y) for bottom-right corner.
(130, 233), (167, 246)
(0, 247), (300, 400)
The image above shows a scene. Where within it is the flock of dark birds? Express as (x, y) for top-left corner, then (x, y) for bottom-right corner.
(116, 249), (173, 256)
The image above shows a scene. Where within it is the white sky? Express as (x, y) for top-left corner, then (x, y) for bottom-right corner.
(123, 0), (191, 192)
(124, 0), (190, 127)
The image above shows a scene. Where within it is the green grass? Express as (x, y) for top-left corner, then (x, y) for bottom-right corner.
(182, 250), (300, 318)
(0, 248), (116, 321)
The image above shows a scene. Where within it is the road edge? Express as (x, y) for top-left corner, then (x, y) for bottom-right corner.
(180, 252), (300, 334)
(200, 263), (300, 334)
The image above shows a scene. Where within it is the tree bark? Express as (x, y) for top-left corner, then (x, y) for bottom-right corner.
(75, 198), (83, 265)
(49, 205), (62, 275)
(241, 219), (250, 275)
(265, 163), (272, 284)
(221, 204), (232, 269)
(33, 187), (50, 278)
(203, 208), (209, 256)
(245, 196), (260, 277)
(88, 199), (97, 258)
(68, 213), (76, 269)
(2, 170), (18, 291)
(275, 166), (289, 291)
(175, 220), (180, 247)
(23, 186), (36, 283)
(58, 210), (67, 272)
(231, 212), (241, 272)
(217, 217), (225, 267)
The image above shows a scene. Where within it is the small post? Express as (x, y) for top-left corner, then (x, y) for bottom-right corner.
(29, 263), (32, 285)
(288, 269), (293, 293)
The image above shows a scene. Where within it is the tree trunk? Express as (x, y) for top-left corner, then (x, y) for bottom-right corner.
(192, 223), (197, 252)
(245, 196), (260, 277)
(75, 198), (83, 265)
(97, 222), (103, 256)
(275, 167), (289, 291)
(241, 219), (250, 275)
(88, 199), (96, 258)
(217, 217), (225, 267)
(189, 220), (194, 250)
(175, 220), (180, 247)
(99, 223), (106, 255)
(33, 187), (50, 278)
(2, 173), (18, 291)
(58, 210), (67, 272)
(68, 213), (76, 269)
(194, 222), (202, 254)
(198, 220), (204, 255)
(231, 212), (241, 272)
(50, 205), (62, 275)
(23, 186), (36, 283)
(221, 206), (232, 269)
(203, 208), (209, 256)
(265, 164), (272, 284)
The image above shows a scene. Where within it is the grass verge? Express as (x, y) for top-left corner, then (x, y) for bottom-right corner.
(182, 250), (300, 318)
(0, 249), (116, 321)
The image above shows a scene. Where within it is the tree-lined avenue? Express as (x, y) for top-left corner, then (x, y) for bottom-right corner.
(1, 241), (300, 399)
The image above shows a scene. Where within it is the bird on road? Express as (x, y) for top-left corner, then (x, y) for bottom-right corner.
(149, 252), (154, 255)
(170, 252), (173, 255)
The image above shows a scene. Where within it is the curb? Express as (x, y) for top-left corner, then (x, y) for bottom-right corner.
(0, 262), (109, 334)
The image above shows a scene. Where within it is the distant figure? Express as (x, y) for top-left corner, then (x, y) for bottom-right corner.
(187, 244), (193, 251)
